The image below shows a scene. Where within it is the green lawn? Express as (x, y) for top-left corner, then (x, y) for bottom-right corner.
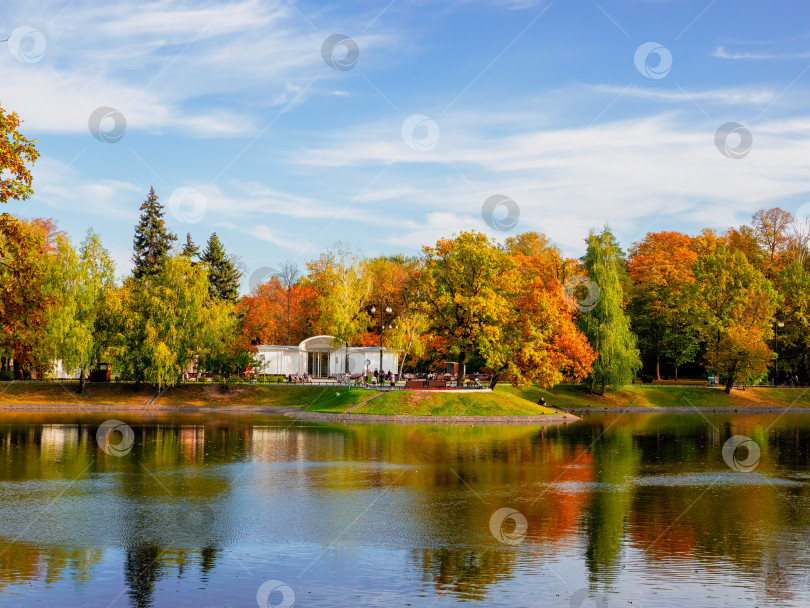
(155, 383), (371, 410)
(349, 389), (559, 416)
(498, 383), (810, 409)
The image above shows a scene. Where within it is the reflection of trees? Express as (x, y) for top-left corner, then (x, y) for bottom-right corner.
(124, 545), (162, 608)
(415, 548), (516, 602)
(582, 423), (640, 583)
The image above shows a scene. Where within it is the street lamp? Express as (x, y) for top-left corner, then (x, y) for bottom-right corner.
(370, 296), (393, 376)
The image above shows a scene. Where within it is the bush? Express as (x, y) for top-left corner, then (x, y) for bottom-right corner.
(640, 374), (654, 384)
(0, 370), (13, 381)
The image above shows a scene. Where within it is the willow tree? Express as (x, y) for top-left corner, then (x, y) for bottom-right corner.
(579, 227), (640, 394)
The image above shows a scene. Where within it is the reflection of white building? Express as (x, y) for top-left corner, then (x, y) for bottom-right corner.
(257, 335), (399, 378)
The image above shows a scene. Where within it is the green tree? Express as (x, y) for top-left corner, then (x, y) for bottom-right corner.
(579, 227), (641, 394)
(45, 229), (116, 392)
(691, 242), (778, 392)
(1, 104), (39, 204)
(180, 233), (200, 261)
(201, 233), (241, 303)
(114, 256), (235, 388)
(132, 187), (176, 280)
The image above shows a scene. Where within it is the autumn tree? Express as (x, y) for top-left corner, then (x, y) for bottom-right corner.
(752, 207), (793, 275)
(579, 227), (641, 394)
(500, 232), (595, 387)
(0, 215), (51, 375)
(691, 242), (778, 392)
(1, 104), (39, 204)
(132, 187), (176, 280)
(201, 233), (241, 303)
(419, 231), (518, 387)
(307, 242), (371, 359)
(627, 232), (700, 380)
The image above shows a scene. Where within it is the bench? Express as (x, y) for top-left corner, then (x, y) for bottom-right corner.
(427, 380), (446, 390)
(404, 380), (426, 389)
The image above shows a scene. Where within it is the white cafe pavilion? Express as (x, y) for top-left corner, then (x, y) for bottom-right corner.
(256, 335), (399, 379)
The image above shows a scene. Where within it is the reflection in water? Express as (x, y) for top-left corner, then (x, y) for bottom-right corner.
(0, 412), (808, 606)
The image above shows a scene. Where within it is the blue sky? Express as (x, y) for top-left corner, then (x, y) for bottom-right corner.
(3, 0), (810, 289)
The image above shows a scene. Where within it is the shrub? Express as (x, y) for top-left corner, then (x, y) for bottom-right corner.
(640, 374), (654, 384)
(0, 370), (13, 381)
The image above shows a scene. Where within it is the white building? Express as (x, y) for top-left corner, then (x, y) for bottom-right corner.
(256, 335), (399, 378)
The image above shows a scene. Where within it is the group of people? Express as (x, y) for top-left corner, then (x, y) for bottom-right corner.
(361, 369), (396, 387)
(287, 372), (311, 384)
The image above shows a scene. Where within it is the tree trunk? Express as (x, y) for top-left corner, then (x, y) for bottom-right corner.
(674, 364), (678, 381)
(456, 351), (466, 387)
(78, 367), (85, 394)
(398, 353), (407, 379)
(724, 376), (734, 394)
(655, 354), (661, 381)
(489, 373), (501, 390)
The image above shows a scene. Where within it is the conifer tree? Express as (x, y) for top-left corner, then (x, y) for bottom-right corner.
(579, 227), (641, 394)
(132, 187), (176, 280)
(201, 233), (241, 303)
(181, 233), (200, 261)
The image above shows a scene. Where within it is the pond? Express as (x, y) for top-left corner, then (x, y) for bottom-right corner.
(0, 411), (809, 607)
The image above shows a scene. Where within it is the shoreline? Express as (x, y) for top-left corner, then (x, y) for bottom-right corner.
(562, 406), (810, 414)
(0, 402), (580, 426)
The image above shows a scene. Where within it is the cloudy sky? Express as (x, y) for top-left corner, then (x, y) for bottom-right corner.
(3, 0), (810, 287)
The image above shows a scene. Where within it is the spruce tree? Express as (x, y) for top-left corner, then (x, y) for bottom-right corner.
(201, 233), (241, 303)
(132, 187), (176, 280)
(180, 233), (200, 261)
(579, 227), (641, 394)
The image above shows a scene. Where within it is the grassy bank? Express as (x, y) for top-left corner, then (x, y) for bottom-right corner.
(1, 381), (808, 413)
(350, 390), (559, 416)
(500, 384), (810, 409)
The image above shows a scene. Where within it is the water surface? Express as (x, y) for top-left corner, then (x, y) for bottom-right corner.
(0, 411), (808, 607)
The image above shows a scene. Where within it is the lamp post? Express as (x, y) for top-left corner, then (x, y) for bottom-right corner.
(774, 320), (784, 385)
(370, 296), (393, 376)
